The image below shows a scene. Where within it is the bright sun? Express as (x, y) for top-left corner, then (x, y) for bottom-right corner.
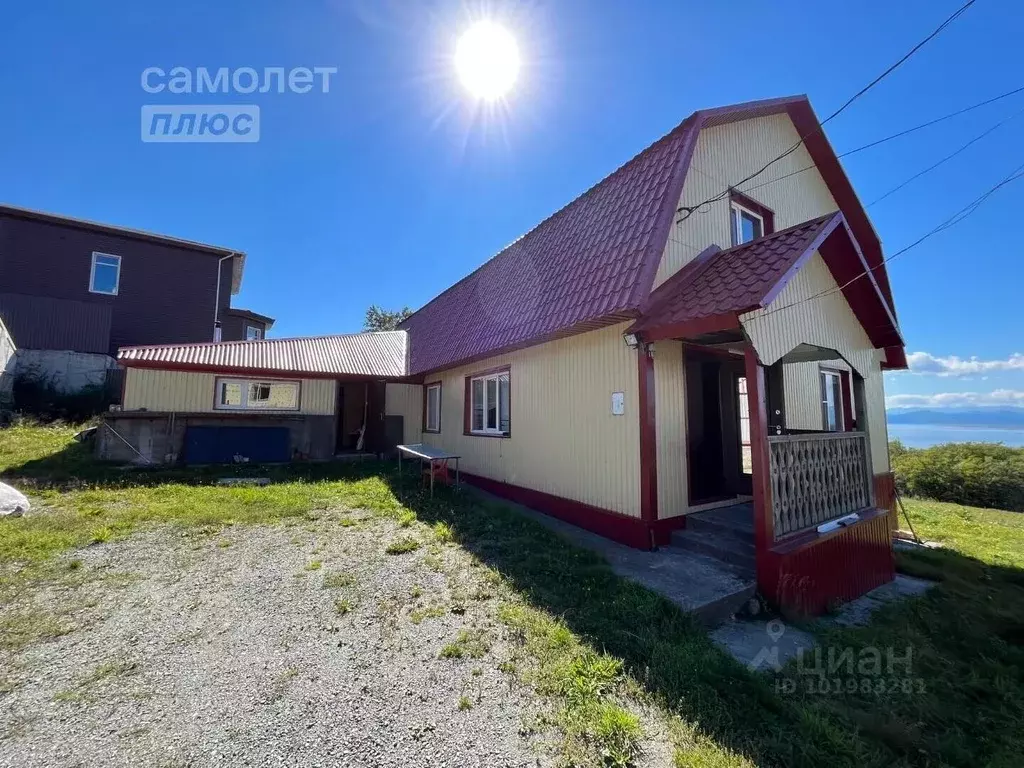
(455, 21), (520, 101)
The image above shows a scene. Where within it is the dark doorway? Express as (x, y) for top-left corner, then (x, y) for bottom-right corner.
(686, 350), (749, 505)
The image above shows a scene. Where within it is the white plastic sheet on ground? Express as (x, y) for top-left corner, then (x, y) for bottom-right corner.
(0, 482), (30, 517)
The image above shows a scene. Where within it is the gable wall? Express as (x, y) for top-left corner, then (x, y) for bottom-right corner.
(741, 252), (890, 472)
(655, 113), (839, 287)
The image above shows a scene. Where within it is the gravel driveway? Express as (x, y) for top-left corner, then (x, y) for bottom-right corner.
(0, 513), (548, 767)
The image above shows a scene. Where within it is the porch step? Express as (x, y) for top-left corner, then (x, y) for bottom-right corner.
(686, 504), (755, 545)
(670, 528), (755, 578)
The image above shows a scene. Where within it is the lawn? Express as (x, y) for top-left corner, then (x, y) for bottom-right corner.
(1, 424), (1022, 767)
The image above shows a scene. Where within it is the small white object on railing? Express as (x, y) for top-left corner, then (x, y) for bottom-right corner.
(817, 512), (860, 535)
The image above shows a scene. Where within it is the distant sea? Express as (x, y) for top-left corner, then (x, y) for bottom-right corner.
(887, 423), (1024, 448)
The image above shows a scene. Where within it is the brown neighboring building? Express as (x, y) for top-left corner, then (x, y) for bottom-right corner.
(221, 308), (275, 342)
(0, 204), (273, 355)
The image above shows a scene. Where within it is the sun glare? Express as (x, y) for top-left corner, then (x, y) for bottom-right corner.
(455, 21), (520, 101)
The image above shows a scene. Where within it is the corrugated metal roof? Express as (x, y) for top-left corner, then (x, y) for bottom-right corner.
(399, 95), (871, 376)
(628, 213), (842, 334)
(118, 331), (408, 379)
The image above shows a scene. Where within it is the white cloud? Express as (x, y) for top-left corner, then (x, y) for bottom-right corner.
(886, 390), (1024, 409)
(903, 351), (1024, 377)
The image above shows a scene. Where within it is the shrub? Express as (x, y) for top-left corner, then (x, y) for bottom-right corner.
(891, 441), (1024, 512)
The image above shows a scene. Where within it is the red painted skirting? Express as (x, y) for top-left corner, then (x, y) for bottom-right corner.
(460, 471), (655, 550)
(760, 509), (894, 616)
(873, 471), (898, 530)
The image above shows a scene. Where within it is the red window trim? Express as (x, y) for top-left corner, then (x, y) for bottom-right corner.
(729, 190), (775, 241)
(422, 380), (442, 433)
(463, 365), (511, 438)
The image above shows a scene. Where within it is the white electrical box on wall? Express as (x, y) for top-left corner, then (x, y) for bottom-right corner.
(611, 391), (625, 415)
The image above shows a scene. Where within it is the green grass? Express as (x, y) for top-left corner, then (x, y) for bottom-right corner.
(1, 425), (1022, 766)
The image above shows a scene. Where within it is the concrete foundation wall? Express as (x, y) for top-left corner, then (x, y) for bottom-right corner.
(97, 414), (336, 464)
(0, 318), (15, 404)
(13, 349), (117, 393)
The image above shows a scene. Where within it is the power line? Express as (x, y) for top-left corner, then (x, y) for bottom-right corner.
(676, 0), (980, 222)
(866, 103), (1024, 206)
(746, 159), (1024, 326)
(739, 85), (1024, 195)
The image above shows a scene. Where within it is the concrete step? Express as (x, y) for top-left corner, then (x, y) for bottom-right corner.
(670, 529), (755, 575)
(692, 583), (758, 628)
(687, 512), (755, 545)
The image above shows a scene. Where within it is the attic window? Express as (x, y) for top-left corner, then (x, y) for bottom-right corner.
(728, 191), (775, 246)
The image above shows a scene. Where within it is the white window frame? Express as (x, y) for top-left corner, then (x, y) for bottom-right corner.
(214, 377), (301, 411)
(89, 252), (122, 295)
(468, 370), (510, 436)
(245, 325), (263, 341)
(820, 370), (843, 432)
(730, 201), (765, 246)
(424, 382), (441, 433)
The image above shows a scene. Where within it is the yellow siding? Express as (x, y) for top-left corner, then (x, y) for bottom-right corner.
(655, 112), (840, 287)
(783, 360), (851, 431)
(424, 322), (641, 517)
(741, 253), (890, 472)
(654, 340), (687, 518)
(385, 383), (424, 445)
(122, 369), (336, 416)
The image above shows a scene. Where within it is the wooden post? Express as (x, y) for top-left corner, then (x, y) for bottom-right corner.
(744, 345), (775, 590)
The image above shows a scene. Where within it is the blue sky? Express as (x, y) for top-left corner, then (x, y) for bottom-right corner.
(1, 0), (1021, 411)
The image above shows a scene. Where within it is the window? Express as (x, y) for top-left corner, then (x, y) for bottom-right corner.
(89, 252), (121, 295)
(820, 370), (843, 431)
(736, 376), (752, 475)
(246, 325), (263, 341)
(467, 369), (510, 436)
(424, 382), (441, 433)
(730, 202), (764, 246)
(215, 378), (299, 410)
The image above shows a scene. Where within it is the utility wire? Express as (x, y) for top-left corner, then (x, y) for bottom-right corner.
(866, 103), (1024, 206)
(676, 0), (980, 222)
(739, 84), (1024, 195)
(746, 159), (1024, 325)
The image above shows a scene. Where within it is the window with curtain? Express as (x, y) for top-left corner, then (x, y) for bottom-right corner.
(468, 370), (510, 435)
(425, 383), (441, 432)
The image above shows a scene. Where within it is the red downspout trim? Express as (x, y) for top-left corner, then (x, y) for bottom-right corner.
(638, 347), (658, 529)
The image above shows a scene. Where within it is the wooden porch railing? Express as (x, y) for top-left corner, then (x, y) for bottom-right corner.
(768, 431), (872, 538)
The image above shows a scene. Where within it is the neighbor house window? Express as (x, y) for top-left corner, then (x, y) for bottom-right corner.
(246, 325), (263, 340)
(467, 369), (510, 436)
(89, 252), (121, 295)
(820, 370), (843, 431)
(215, 378), (300, 410)
(424, 382), (441, 433)
(730, 202), (764, 246)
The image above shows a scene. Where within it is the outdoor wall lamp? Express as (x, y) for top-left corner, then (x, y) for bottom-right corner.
(622, 332), (640, 349)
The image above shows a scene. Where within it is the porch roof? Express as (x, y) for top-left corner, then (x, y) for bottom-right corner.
(626, 212), (904, 354)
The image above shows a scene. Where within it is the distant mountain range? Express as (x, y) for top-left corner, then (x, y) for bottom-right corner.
(886, 408), (1024, 429)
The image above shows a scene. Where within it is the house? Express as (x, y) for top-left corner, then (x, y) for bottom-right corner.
(0, 204), (274, 392)
(221, 308), (275, 341)
(103, 95), (907, 615)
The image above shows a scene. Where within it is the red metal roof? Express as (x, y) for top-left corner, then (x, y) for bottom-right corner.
(628, 214), (843, 339)
(627, 212), (903, 351)
(401, 95), (901, 376)
(117, 331), (408, 379)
